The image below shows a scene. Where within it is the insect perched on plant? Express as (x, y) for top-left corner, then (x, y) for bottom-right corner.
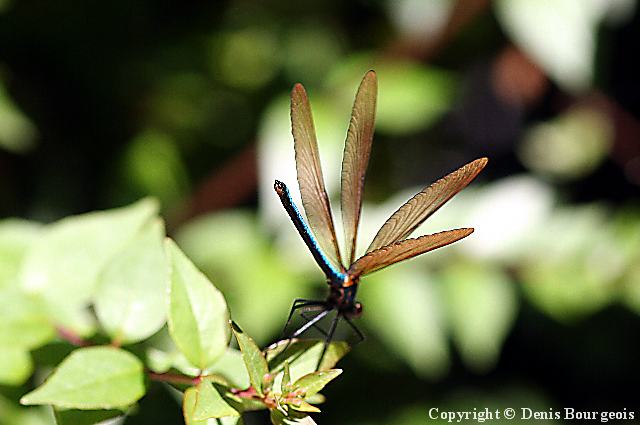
(274, 70), (487, 355)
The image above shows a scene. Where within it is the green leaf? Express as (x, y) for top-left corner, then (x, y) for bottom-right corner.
(266, 340), (349, 379)
(0, 219), (42, 289)
(225, 393), (265, 413)
(166, 239), (230, 370)
(270, 408), (317, 425)
(303, 393), (325, 405)
(95, 219), (168, 344)
(205, 348), (251, 389)
(289, 400), (320, 413)
(442, 262), (518, 372)
(0, 346), (33, 385)
(176, 212), (311, 344)
(19, 199), (158, 318)
(0, 287), (55, 349)
(265, 340), (349, 393)
(291, 369), (341, 398)
(182, 381), (242, 425)
(191, 380), (239, 421)
(182, 388), (198, 425)
(183, 385), (242, 425)
(146, 331), (247, 387)
(21, 346), (145, 409)
(53, 408), (124, 425)
(281, 362), (291, 391)
(231, 321), (269, 395)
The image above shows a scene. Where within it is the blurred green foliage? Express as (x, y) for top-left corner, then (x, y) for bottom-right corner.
(2, 0), (640, 424)
(0, 81), (37, 153)
(0, 201), (345, 424)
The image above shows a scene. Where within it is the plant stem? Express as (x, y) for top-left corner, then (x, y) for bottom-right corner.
(147, 371), (202, 386)
(56, 326), (90, 347)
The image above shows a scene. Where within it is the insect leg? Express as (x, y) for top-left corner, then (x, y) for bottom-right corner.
(291, 308), (330, 338)
(316, 311), (340, 371)
(299, 311), (329, 338)
(343, 316), (365, 345)
(282, 298), (324, 338)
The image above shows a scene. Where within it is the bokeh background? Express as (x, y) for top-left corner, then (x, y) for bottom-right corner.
(2, 0), (640, 423)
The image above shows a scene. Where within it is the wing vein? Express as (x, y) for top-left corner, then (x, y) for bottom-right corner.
(349, 228), (474, 277)
(341, 70), (377, 266)
(291, 83), (344, 269)
(366, 158), (488, 253)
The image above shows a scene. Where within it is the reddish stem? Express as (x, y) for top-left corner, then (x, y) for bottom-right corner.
(56, 326), (91, 347)
(147, 371), (202, 386)
(230, 386), (258, 399)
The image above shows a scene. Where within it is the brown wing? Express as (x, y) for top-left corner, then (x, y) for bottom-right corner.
(341, 70), (377, 266)
(366, 158), (487, 253)
(349, 228), (474, 278)
(291, 83), (343, 269)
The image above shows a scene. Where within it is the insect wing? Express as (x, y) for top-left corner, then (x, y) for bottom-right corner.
(366, 158), (487, 253)
(349, 228), (474, 277)
(341, 70), (377, 265)
(291, 83), (344, 270)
